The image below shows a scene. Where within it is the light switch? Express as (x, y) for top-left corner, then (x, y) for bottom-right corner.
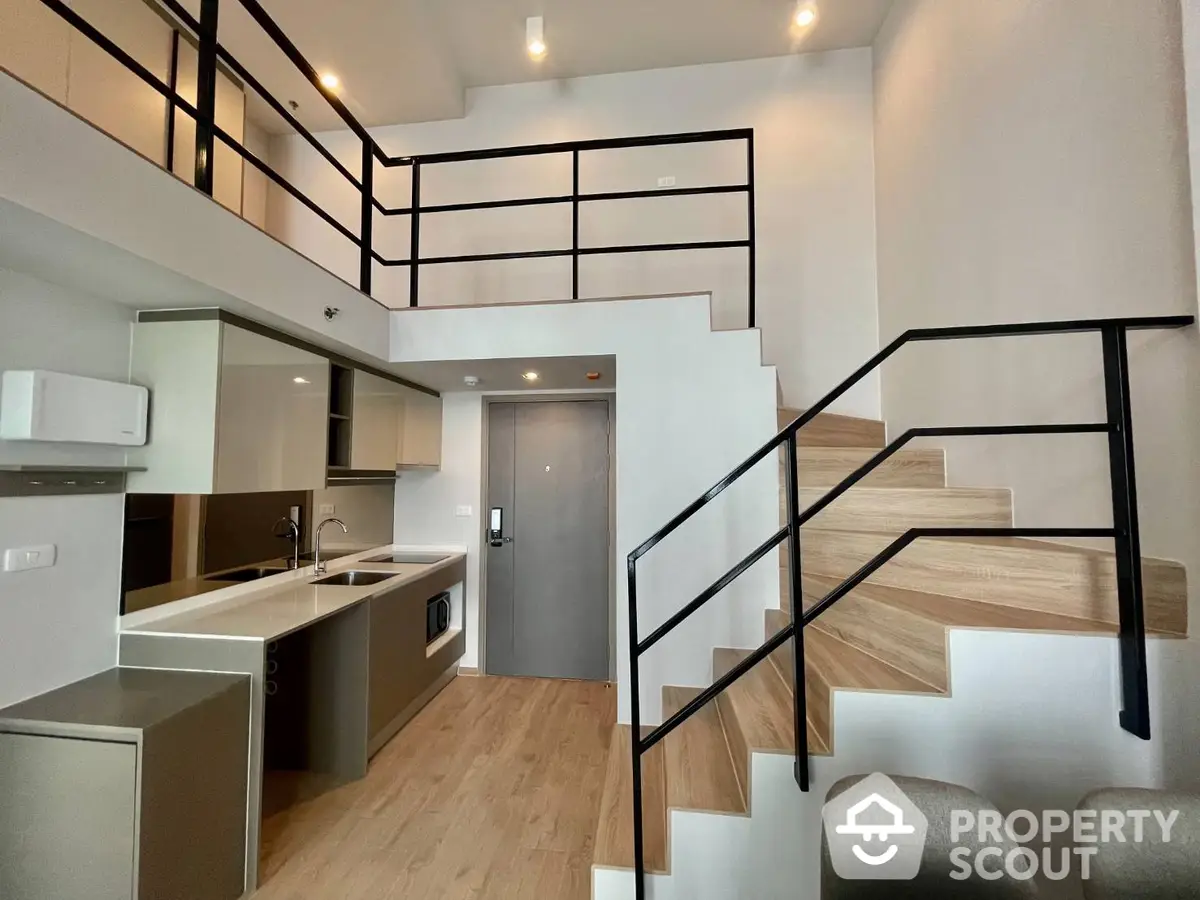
(657, 175), (676, 188)
(319, 503), (336, 516)
(455, 505), (473, 518)
(3, 544), (57, 573)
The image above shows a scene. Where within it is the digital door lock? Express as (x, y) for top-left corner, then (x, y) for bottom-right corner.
(489, 507), (513, 547)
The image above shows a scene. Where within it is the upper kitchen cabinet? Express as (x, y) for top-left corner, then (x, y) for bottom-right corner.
(348, 371), (403, 472)
(347, 376), (442, 471)
(398, 387), (442, 469)
(127, 321), (329, 494)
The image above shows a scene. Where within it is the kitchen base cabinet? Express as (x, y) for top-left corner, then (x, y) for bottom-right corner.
(0, 668), (251, 900)
(367, 557), (467, 757)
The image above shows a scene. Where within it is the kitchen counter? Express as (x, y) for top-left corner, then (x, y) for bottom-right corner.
(121, 546), (465, 641)
(122, 547), (377, 615)
(0, 667), (249, 741)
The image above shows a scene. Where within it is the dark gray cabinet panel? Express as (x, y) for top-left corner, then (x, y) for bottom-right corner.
(0, 735), (136, 900)
(367, 557), (468, 756)
(368, 583), (425, 741)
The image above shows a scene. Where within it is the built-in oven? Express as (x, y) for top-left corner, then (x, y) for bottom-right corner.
(426, 591), (451, 644)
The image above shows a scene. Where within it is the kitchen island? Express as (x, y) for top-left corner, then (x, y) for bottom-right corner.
(118, 545), (467, 896)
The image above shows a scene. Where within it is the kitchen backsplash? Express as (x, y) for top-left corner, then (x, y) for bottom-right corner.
(310, 483), (396, 548)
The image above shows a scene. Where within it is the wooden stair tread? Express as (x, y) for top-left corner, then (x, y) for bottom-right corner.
(714, 647), (829, 758)
(594, 725), (668, 874)
(798, 574), (950, 692)
(800, 528), (1188, 637)
(661, 686), (747, 815)
(713, 648), (795, 754)
(785, 446), (946, 488)
(803, 572), (1121, 636)
(760, 610), (929, 753)
(803, 627), (941, 695)
(786, 486), (1013, 532)
(778, 407), (886, 448)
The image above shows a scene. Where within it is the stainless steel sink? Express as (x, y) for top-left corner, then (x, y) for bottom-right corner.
(361, 551), (451, 565)
(312, 571), (396, 587)
(205, 566), (289, 583)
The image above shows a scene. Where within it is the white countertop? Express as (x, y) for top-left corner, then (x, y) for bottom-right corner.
(120, 545), (466, 642)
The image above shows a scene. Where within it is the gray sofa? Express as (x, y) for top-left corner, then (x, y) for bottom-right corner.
(1077, 787), (1200, 900)
(821, 774), (1039, 899)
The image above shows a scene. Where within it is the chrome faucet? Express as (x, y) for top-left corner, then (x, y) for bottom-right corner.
(314, 517), (348, 575)
(273, 516), (301, 570)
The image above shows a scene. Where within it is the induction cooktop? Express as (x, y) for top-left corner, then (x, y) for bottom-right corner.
(361, 551), (452, 565)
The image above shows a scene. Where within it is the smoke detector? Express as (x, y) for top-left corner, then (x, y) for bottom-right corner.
(463, 375), (480, 387)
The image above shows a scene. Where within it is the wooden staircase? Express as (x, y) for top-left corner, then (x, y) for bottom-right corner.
(592, 408), (1189, 885)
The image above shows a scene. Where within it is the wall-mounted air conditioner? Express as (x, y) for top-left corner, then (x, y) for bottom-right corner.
(0, 370), (149, 446)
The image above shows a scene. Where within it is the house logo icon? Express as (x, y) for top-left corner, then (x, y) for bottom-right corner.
(822, 773), (929, 880)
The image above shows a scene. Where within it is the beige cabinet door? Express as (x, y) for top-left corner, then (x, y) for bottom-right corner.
(398, 387), (442, 468)
(349, 371), (402, 471)
(214, 325), (330, 493)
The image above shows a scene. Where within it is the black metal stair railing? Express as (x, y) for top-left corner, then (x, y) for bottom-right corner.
(626, 314), (1193, 900)
(34, 0), (759, 324)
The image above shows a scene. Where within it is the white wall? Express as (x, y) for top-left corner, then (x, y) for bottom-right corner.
(872, 0), (1200, 784)
(390, 295), (779, 722)
(0, 269), (131, 706)
(270, 51), (881, 416)
(1184, 0), (1200, 302)
(242, 117), (271, 231)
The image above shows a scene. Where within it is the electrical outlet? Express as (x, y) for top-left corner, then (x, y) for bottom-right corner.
(319, 503), (336, 516)
(455, 505), (473, 518)
(3, 545), (57, 573)
(657, 175), (676, 188)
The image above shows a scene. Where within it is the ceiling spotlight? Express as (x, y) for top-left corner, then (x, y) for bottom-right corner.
(526, 16), (547, 61)
(319, 72), (340, 91)
(293, 376), (310, 384)
(793, 1), (819, 29)
(522, 371), (540, 382)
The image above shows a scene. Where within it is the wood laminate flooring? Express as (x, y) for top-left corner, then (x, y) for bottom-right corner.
(252, 676), (616, 900)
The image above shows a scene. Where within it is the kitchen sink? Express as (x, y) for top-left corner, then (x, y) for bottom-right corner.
(361, 551), (451, 565)
(205, 566), (289, 583)
(312, 571), (396, 587)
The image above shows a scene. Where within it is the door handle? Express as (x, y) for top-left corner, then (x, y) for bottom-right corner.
(489, 507), (512, 547)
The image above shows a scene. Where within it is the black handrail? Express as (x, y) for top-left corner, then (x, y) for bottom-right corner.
(625, 314), (1193, 900)
(34, 0), (758, 322)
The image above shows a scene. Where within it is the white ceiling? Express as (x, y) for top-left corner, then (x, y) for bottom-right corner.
(174, 0), (894, 133)
(391, 355), (616, 393)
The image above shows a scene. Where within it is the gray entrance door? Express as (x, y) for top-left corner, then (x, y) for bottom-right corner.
(485, 400), (610, 680)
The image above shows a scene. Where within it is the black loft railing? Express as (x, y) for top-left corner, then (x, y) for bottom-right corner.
(626, 314), (1194, 899)
(35, 0), (757, 324)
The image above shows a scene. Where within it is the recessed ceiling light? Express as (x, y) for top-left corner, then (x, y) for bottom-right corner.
(319, 72), (340, 90)
(293, 376), (310, 384)
(522, 371), (540, 382)
(793, 1), (819, 29)
(526, 17), (547, 61)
